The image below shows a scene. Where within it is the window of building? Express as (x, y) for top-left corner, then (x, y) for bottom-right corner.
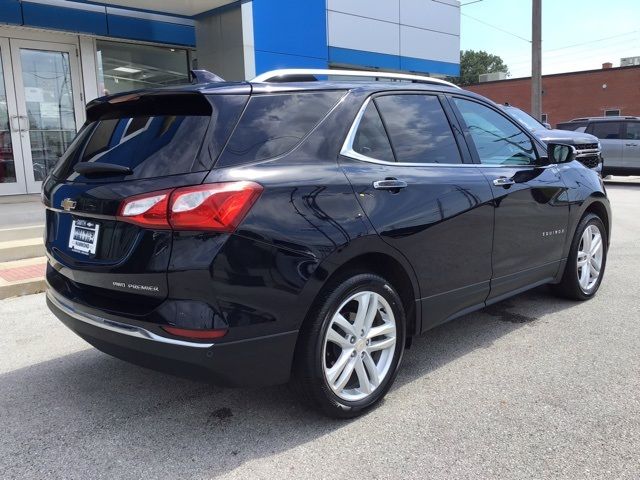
(352, 102), (394, 162)
(453, 97), (537, 166)
(541, 113), (548, 123)
(374, 94), (462, 164)
(605, 109), (621, 117)
(588, 122), (622, 139)
(96, 40), (190, 96)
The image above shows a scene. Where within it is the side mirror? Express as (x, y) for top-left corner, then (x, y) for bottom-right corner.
(547, 143), (576, 164)
(542, 122), (552, 129)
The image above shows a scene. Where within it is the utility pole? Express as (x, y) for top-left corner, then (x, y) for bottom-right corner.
(531, 0), (542, 120)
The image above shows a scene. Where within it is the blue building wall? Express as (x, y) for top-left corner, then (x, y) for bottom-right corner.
(251, 0), (328, 73)
(0, 0), (196, 47)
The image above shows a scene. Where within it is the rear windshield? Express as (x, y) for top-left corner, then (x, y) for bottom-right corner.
(217, 91), (345, 167)
(52, 93), (247, 182)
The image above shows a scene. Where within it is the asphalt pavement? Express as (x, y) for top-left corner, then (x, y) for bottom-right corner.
(1, 182), (639, 480)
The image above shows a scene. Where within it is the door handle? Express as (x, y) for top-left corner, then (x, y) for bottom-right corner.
(373, 179), (408, 191)
(493, 177), (515, 187)
(9, 115), (20, 132)
(625, 143), (639, 147)
(18, 115), (30, 131)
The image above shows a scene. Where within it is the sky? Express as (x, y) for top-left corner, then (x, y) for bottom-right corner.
(460, 0), (640, 78)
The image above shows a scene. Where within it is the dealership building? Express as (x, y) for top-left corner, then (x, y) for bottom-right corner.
(0, 0), (460, 196)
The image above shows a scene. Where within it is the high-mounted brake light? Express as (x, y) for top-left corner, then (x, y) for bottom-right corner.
(169, 181), (263, 232)
(117, 181), (262, 231)
(117, 189), (172, 228)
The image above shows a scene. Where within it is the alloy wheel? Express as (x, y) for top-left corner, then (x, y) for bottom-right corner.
(577, 224), (604, 293)
(322, 291), (397, 401)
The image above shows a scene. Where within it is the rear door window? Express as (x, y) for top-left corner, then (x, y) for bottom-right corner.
(351, 102), (395, 162)
(52, 94), (247, 182)
(217, 91), (345, 167)
(374, 94), (462, 164)
(588, 122), (623, 139)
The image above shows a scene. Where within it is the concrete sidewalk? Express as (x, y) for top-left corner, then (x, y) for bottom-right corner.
(0, 195), (46, 299)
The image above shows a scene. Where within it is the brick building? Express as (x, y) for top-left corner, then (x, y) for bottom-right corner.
(466, 64), (640, 127)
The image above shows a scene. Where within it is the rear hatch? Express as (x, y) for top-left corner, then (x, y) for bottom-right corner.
(44, 88), (249, 316)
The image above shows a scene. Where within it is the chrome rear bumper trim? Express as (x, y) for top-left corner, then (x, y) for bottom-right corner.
(46, 289), (214, 349)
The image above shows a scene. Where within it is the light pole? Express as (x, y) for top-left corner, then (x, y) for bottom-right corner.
(531, 0), (542, 120)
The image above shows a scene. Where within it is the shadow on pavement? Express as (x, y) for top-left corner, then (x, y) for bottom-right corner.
(0, 286), (577, 478)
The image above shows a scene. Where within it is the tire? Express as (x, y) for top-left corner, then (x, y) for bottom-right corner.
(552, 213), (608, 300)
(292, 273), (406, 418)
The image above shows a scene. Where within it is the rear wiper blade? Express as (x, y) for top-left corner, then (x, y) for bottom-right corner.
(74, 163), (133, 175)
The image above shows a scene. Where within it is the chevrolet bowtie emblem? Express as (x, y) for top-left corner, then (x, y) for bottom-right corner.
(61, 198), (77, 211)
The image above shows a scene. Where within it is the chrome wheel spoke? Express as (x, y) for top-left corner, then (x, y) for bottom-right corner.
(332, 313), (356, 337)
(333, 356), (357, 392)
(368, 337), (396, 352)
(326, 350), (353, 385)
(326, 327), (351, 348)
(590, 236), (602, 256)
(577, 251), (588, 267)
(362, 352), (380, 388)
(367, 323), (395, 340)
(354, 357), (372, 394)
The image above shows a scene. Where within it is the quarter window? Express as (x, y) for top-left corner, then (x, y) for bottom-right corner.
(352, 102), (394, 162)
(453, 97), (537, 166)
(374, 95), (462, 164)
(218, 91), (344, 166)
(589, 122), (622, 139)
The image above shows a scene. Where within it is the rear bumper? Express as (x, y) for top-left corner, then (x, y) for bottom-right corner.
(46, 287), (298, 387)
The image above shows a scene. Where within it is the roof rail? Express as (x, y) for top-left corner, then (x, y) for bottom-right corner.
(251, 68), (461, 89)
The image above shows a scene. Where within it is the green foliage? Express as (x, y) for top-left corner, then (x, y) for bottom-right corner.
(450, 50), (510, 86)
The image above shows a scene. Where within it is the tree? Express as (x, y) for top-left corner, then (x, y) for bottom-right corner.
(451, 50), (510, 86)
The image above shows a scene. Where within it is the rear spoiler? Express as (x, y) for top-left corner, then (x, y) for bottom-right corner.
(86, 91), (213, 122)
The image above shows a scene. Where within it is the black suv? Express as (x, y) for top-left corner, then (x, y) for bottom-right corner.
(44, 69), (611, 418)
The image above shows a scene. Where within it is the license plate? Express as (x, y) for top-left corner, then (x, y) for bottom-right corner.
(68, 219), (100, 256)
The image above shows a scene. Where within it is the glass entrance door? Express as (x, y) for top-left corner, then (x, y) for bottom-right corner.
(0, 37), (28, 195)
(4, 39), (83, 195)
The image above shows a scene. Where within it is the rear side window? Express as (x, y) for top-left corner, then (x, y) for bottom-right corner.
(218, 91), (345, 167)
(52, 94), (247, 182)
(352, 102), (394, 162)
(588, 122), (622, 139)
(374, 94), (462, 164)
(556, 122), (587, 132)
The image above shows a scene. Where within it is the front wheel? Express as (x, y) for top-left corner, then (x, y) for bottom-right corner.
(293, 274), (406, 418)
(553, 213), (607, 300)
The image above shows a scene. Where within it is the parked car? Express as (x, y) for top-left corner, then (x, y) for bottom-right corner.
(500, 104), (602, 172)
(43, 69), (611, 418)
(557, 116), (640, 176)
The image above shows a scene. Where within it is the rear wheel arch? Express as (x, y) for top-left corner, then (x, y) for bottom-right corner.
(583, 199), (610, 242)
(294, 249), (420, 364)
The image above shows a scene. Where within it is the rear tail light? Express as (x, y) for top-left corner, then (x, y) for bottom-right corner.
(117, 181), (262, 232)
(117, 189), (172, 228)
(161, 325), (228, 340)
(169, 182), (263, 232)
